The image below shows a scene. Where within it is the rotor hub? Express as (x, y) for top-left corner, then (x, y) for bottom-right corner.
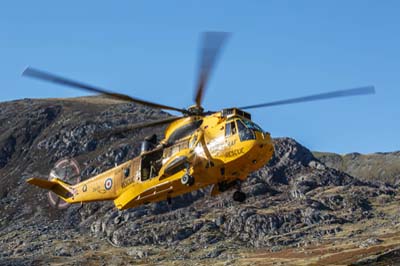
(187, 105), (204, 116)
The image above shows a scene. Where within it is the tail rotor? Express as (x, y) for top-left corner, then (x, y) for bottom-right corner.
(47, 158), (81, 209)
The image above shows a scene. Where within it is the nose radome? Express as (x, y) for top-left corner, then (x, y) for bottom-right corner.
(248, 134), (273, 168)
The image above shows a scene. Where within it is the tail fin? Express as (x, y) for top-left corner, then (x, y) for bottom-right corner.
(27, 177), (73, 200)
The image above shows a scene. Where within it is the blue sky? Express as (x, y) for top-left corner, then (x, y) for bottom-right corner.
(1, 1), (399, 154)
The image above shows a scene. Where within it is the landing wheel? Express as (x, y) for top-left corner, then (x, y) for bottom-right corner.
(181, 174), (195, 186)
(233, 191), (246, 203)
(218, 180), (239, 192)
(48, 158), (81, 209)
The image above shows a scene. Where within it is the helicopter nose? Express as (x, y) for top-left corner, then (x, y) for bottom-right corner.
(247, 131), (274, 170)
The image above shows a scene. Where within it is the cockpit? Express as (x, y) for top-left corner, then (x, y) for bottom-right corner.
(225, 118), (264, 142)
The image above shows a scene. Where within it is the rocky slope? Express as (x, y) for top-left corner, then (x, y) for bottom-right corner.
(313, 151), (400, 186)
(1, 97), (400, 266)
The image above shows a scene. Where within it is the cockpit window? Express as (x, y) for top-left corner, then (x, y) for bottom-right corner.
(241, 119), (264, 132)
(237, 120), (255, 141)
(225, 121), (237, 137)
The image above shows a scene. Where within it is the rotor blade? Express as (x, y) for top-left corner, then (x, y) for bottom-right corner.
(239, 86), (375, 110)
(194, 32), (230, 107)
(94, 116), (181, 139)
(22, 67), (187, 113)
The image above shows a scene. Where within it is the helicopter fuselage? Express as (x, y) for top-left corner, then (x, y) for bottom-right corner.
(24, 31), (374, 211)
(28, 108), (274, 210)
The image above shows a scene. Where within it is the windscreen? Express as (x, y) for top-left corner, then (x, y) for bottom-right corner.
(241, 119), (264, 132)
(237, 119), (255, 141)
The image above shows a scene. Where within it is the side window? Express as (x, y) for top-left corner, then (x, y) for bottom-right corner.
(231, 121), (237, 135)
(225, 122), (231, 136)
(225, 121), (237, 136)
(123, 167), (130, 178)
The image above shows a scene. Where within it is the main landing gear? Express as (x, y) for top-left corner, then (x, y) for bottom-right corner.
(181, 173), (195, 186)
(181, 163), (195, 186)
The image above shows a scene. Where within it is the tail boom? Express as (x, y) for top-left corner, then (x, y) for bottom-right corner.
(27, 174), (118, 204)
(27, 177), (74, 201)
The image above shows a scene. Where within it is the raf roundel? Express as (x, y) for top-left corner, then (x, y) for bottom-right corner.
(104, 178), (113, 190)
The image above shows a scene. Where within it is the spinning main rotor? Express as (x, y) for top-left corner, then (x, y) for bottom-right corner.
(22, 32), (375, 134)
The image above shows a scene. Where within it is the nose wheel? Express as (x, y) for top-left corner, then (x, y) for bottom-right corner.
(233, 190), (246, 203)
(233, 180), (246, 203)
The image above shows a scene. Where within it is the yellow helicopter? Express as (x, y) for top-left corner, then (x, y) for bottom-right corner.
(24, 32), (375, 210)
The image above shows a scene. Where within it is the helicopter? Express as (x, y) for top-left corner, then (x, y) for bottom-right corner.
(24, 32), (375, 210)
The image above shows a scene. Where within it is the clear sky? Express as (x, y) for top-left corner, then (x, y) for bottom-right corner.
(1, 1), (399, 154)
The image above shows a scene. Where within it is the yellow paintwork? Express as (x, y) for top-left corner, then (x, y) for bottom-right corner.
(27, 108), (274, 210)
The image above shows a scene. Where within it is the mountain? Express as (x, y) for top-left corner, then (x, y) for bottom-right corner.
(1, 97), (399, 266)
(314, 151), (400, 186)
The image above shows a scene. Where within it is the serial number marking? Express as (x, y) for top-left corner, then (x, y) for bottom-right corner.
(92, 185), (106, 194)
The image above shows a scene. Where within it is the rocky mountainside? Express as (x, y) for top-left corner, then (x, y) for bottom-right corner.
(1, 97), (400, 266)
(313, 151), (400, 186)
